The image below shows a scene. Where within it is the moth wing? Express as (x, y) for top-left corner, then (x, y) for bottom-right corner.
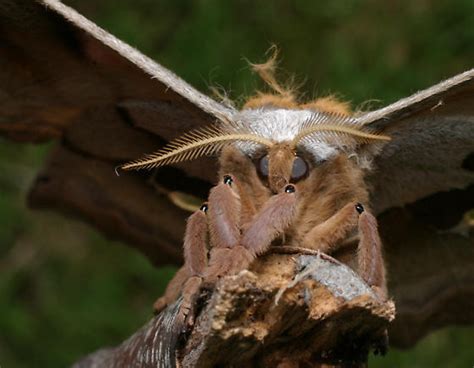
(0, 0), (230, 263)
(359, 69), (474, 214)
(0, 0), (233, 157)
(359, 69), (474, 346)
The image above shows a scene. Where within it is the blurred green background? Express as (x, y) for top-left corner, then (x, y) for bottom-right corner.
(1, 0), (474, 366)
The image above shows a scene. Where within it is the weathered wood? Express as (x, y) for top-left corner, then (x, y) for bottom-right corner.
(73, 253), (395, 367)
(73, 299), (183, 368)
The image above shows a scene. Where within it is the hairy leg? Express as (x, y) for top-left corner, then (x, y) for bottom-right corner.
(154, 206), (209, 322)
(357, 211), (387, 301)
(301, 202), (387, 300)
(204, 180), (297, 282)
(204, 175), (254, 282)
(207, 176), (241, 250)
(183, 208), (209, 277)
(178, 207), (211, 325)
(301, 202), (361, 253)
(241, 185), (297, 256)
(358, 211), (389, 355)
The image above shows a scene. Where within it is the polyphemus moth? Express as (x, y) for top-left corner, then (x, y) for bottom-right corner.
(120, 77), (392, 325)
(1, 0), (473, 358)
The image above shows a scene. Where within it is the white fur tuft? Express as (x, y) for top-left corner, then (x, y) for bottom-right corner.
(231, 108), (341, 161)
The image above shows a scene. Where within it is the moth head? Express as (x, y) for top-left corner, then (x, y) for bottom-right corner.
(255, 142), (309, 193)
(120, 108), (390, 193)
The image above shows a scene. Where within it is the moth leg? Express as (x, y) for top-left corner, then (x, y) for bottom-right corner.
(301, 202), (361, 253)
(218, 146), (269, 223)
(207, 175), (241, 250)
(241, 184), (298, 256)
(204, 175), (254, 282)
(357, 209), (387, 301)
(177, 205), (210, 326)
(357, 210), (389, 356)
(154, 206), (209, 328)
(301, 202), (387, 300)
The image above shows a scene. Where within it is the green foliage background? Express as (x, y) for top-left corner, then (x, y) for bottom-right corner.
(1, 0), (473, 366)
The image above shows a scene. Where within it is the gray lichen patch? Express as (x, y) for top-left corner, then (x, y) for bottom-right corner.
(297, 254), (375, 301)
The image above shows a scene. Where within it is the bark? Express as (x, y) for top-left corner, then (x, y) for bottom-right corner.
(73, 253), (395, 368)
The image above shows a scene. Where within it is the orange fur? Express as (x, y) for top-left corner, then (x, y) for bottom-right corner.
(301, 96), (352, 115)
(243, 93), (298, 109)
(178, 275), (204, 325)
(244, 93), (353, 116)
(244, 49), (352, 115)
(248, 45), (294, 97)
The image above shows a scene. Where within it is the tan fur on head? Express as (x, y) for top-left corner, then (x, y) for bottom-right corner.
(248, 45), (295, 98)
(244, 93), (353, 116)
(244, 46), (352, 115)
(294, 154), (369, 241)
(243, 93), (299, 109)
(244, 46), (299, 109)
(302, 96), (352, 116)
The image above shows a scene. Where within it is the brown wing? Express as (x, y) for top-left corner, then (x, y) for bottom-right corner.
(360, 70), (474, 346)
(360, 69), (474, 214)
(0, 0), (231, 264)
(0, 0), (233, 143)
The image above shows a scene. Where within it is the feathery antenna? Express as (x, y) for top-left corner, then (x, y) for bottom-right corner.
(121, 123), (273, 171)
(292, 113), (391, 148)
(121, 112), (390, 172)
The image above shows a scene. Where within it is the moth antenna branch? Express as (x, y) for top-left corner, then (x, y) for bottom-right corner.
(291, 113), (391, 148)
(121, 124), (274, 171)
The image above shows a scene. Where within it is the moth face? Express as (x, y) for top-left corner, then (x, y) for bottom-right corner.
(254, 142), (310, 193)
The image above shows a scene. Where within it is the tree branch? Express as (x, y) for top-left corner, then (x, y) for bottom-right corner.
(73, 253), (395, 367)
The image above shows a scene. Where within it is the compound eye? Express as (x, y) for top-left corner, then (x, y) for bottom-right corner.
(258, 155), (269, 177)
(291, 156), (308, 181)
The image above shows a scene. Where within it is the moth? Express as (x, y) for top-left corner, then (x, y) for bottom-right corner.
(116, 50), (474, 329)
(1, 0), (473, 349)
(119, 55), (393, 323)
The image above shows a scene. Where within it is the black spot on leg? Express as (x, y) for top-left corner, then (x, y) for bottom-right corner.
(355, 203), (365, 214)
(462, 152), (474, 171)
(285, 184), (296, 193)
(223, 175), (233, 185)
